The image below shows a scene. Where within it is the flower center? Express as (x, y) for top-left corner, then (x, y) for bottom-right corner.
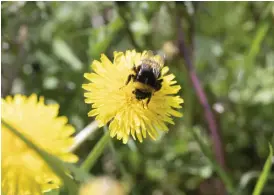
(122, 83), (143, 107)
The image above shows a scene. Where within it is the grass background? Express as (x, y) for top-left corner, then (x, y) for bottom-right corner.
(2, 2), (274, 195)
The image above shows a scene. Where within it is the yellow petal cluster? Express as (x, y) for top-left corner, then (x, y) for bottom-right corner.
(83, 50), (184, 143)
(1, 94), (78, 195)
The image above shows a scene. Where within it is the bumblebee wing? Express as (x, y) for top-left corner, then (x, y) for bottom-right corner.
(153, 54), (164, 68)
(142, 50), (165, 68)
(141, 50), (155, 60)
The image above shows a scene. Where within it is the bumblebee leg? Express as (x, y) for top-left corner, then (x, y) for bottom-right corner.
(145, 94), (152, 108)
(125, 74), (135, 85)
(159, 78), (163, 83)
(133, 66), (138, 72)
(141, 100), (145, 109)
(124, 66), (139, 87)
(155, 79), (163, 91)
(120, 74), (132, 90)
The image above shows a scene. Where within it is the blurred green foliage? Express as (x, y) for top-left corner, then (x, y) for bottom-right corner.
(2, 2), (274, 195)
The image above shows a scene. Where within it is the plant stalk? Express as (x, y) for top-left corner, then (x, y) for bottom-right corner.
(80, 131), (110, 171)
(176, 7), (229, 194)
(69, 120), (98, 152)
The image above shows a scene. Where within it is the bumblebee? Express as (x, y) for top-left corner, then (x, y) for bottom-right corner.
(125, 52), (164, 106)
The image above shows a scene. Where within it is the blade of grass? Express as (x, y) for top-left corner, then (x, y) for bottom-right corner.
(2, 119), (79, 195)
(53, 38), (83, 71)
(252, 144), (273, 195)
(245, 23), (269, 74)
(80, 131), (110, 171)
(190, 129), (235, 194)
(246, 23), (269, 61)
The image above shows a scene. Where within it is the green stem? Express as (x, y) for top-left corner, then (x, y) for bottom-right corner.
(80, 131), (110, 171)
(190, 129), (235, 194)
(69, 121), (98, 152)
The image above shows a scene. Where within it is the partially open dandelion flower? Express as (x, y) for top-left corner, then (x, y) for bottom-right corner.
(83, 50), (184, 144)
(1, 94), (78, 195)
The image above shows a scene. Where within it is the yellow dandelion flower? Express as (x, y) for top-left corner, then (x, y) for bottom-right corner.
(83, 50), (184, 144)
(1, 94), (78, 195)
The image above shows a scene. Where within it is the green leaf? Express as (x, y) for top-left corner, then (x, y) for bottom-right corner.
(2, 119), (81, 195)
(252, 144), (273, 195)
(53, 38), (83, 71)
